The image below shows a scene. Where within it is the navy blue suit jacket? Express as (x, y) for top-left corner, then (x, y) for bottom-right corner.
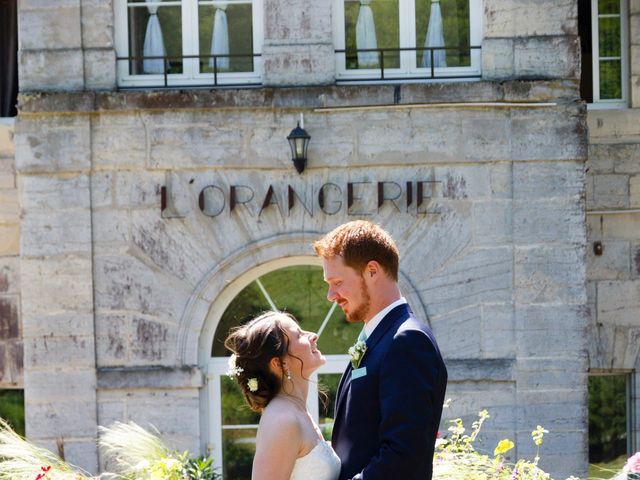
(331, 303), (447, 480)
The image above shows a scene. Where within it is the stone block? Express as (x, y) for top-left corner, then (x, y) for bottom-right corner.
(60, 440), (98, 476)
(472, 200), (512, 246)
(95, 313), (129, 366)
(81, 0), (114, 48)
(0, 340), (23, 387)
(632, 75), (640, 109)
(481, 38), (515, 80)
(24, 369), (96, 401)
(513, 161), (585, 200)
(511, 107), (586, 161)
(587, 240), (631, 280)
(588, 174), (629, 209)
(430, 305), (482, 359)
(93, 117), (146, 169)
(421, 246), (513, 318)
(514, 246), (586, 305)
(22, 313), (95, 338)
(514, 36), (580, 80)
(587, 144), (615, 173)
(0, 295), (20, 339)
(0, 189), (19, 224)
(461, 112), (511, 161)
(123, 390), (200, 436)
(516, 358), (586, 391)
(481, 304), (515, 358)
(632, 0), (640, 14)
(630, 175), (640, 208)
(84, 49), (116, 91)
(515, 305), (586, 357)
(15, 116), (90, 173)
(264, 0), (332, 43)
(612, 326), (640, 369)
(23, 335), (96, 369)
(602, 212), (640, 240)
(19, 174), (90, 211)
(115, 171), (163, 208)
(489, 162), (512, 199)
(19, 49), (84, 91)
(513, 198), (585, 245)
(93, 210), (130, 247)
(91, 172), (114, 208)
(483, 0), (577, 38)
(21, 209), (91, 257)
(0, 225), (19, 255)
(19, 4), (81, 50)
(597, 280), (640, 326)
(21, 256), (93, 316)
(0, 122), (15, 158)
(25, 400), (97, 438)
(0, 257), (20, 294)
(262, 43), (335, 86)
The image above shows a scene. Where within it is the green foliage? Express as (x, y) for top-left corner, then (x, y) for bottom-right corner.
(588, 375), (628, 463)
(0, 390), (25, 437)
(182, 455), (222, 480)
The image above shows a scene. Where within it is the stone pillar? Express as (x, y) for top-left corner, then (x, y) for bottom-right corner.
(262, 0), (335, 86)
(631, 0), (640, 108)
(482, 0), (580, 80)
(511, 105), (589, 479)
(15, 113), (98, 473)
(0, 119), (22, 389)
(18, 0), (116, 91)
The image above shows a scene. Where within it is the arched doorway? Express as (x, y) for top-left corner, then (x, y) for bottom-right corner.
(203, 259), (359, 479)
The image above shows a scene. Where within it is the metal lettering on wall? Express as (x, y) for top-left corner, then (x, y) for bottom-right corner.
(160, 176), (442, 219)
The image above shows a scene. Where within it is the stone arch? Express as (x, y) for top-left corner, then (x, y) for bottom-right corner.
(176, 232), (428, 366)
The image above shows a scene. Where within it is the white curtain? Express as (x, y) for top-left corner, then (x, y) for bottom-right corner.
(143, 3), (167, 74)
(209, 3), (230, 70)
(422, 0), (447, 69)
(356, 0), (378, 68)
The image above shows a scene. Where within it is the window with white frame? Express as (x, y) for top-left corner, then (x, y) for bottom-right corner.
(333, 0), (482, 81)
(206, 265), (358, 480)
(578, 0), (629, 106)
(114, 0), (263, 88)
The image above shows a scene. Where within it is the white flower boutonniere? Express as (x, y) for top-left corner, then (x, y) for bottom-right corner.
(348, 341), (367, 369)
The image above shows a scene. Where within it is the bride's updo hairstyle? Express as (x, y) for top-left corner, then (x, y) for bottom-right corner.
(224, 311), (295, 412)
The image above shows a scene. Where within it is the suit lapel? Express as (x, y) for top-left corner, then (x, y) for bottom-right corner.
(333, 303), (412, 426)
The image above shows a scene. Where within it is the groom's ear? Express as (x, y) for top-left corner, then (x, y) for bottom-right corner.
(365, 260), (381, 280)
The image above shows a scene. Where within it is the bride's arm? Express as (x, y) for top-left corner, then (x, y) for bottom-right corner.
(252, 409), (302, 480)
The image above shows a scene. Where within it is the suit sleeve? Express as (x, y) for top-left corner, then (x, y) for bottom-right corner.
(350, 328), (443, 480)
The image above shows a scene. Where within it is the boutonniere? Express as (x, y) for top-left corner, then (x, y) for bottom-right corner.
(348, 340), (367, 369)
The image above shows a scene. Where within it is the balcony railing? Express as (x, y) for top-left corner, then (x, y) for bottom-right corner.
(335, 45), (482, 82)
(116, 53), (262, 89)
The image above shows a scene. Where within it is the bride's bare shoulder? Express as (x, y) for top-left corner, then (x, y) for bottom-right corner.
(258, 398), (303, 436)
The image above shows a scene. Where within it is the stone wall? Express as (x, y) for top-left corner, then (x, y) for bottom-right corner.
(586, 108), (640, 451)
(0, 119), (22, 389)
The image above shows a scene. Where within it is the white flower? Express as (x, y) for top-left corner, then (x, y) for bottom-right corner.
(227, 354), (244, 378)
(247, 378), (259, 392)
(348, 340), (367, 368)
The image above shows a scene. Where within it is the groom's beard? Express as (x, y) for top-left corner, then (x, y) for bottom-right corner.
(345, 276), (371, 323)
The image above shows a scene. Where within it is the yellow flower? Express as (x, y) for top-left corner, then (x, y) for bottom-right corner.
(493, 439), (514, 456)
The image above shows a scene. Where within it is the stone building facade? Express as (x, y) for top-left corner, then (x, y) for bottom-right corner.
(0, 0), (638, 479)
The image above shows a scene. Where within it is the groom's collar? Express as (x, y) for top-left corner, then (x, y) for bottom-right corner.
(363, 297), (407, 338)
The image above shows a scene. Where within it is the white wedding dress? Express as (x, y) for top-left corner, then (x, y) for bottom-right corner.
(290, 440), (341, 480)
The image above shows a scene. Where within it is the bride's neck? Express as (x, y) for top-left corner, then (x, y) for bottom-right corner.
(279, 377), (309, 407)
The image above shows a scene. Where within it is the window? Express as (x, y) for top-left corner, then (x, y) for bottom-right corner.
(0, 0), (18, 117)
(0, 389), (25, 436)
(206, 265), (359, 480)
(578, 0), (629, 106)
(588, 373), (635, 478)
(333, 0), (482, 81)
(114, 0), (263, 88)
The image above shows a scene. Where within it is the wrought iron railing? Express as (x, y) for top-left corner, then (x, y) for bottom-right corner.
(335, 45), (482, 81)
(116, 53), (262, 89)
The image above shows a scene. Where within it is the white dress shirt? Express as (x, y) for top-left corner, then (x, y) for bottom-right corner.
(363, 297), (408, 339)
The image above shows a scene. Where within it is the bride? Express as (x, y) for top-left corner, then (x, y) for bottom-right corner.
(224, 311), (341, 480)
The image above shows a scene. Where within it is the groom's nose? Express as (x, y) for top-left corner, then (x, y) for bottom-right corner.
(327, 286), (337, 302)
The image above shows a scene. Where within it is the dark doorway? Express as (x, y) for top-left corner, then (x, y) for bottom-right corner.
(0, 0), (18, 117)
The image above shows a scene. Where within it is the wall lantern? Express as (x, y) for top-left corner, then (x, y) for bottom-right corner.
(287, 114), (311, 174)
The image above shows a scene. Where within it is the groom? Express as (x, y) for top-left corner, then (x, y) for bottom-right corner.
(314, 221), (447, 480)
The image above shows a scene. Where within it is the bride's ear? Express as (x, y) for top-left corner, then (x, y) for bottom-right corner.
(269, 356), (282, 374)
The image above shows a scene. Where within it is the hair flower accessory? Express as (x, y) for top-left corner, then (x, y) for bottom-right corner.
(247, 378), (259, 392)
(227, 354), (244, 378)
(348, 340), (367, 369)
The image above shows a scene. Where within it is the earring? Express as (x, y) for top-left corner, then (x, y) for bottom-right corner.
(286, 368), (292, 381)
